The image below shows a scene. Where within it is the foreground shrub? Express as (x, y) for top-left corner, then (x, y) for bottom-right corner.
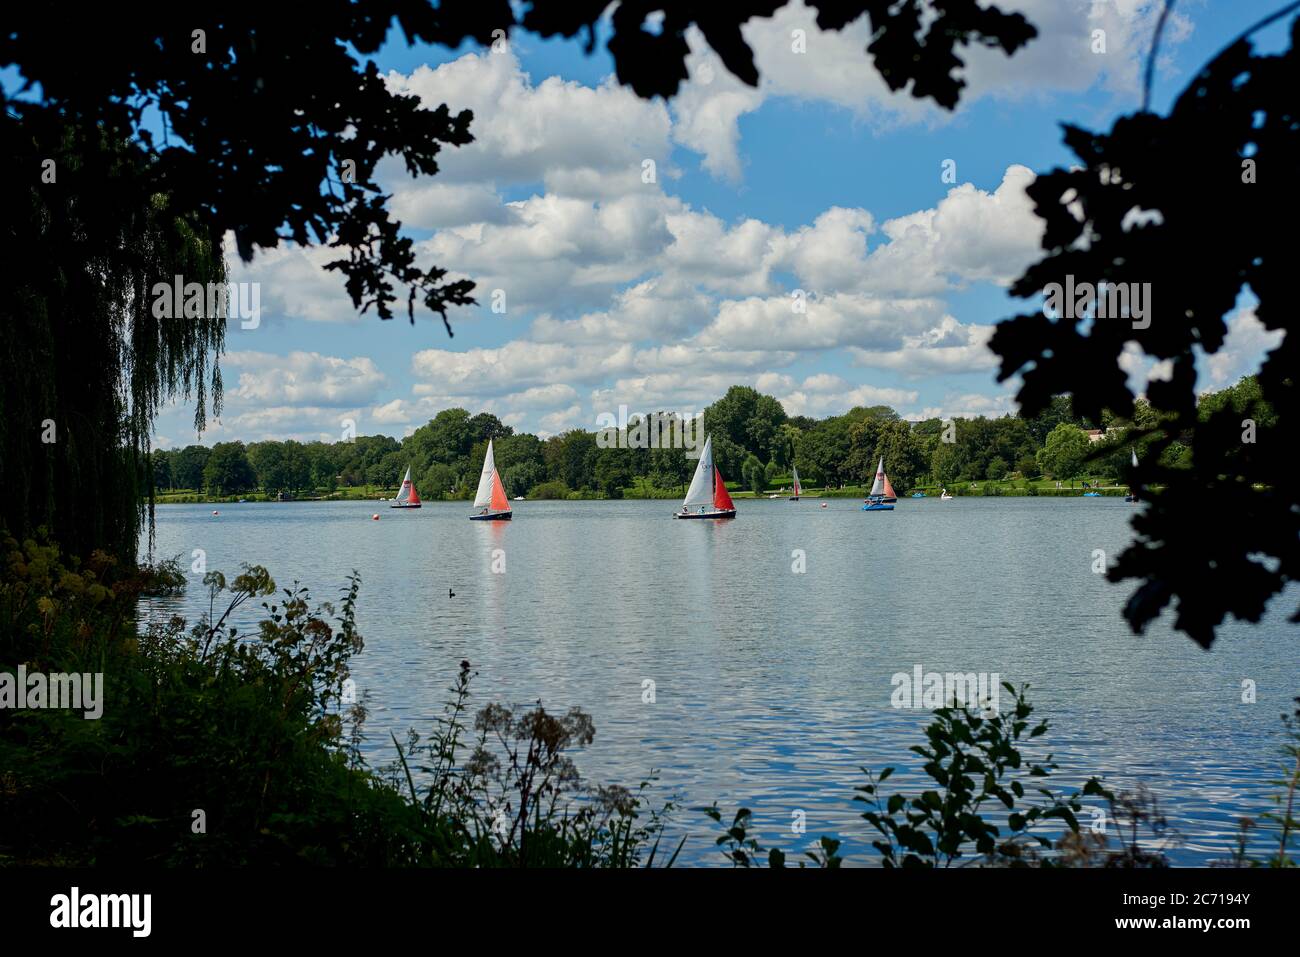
(0, 534), (669, 866)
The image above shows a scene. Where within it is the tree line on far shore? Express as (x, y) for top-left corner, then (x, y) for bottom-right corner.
(151, 376), (1268, 500)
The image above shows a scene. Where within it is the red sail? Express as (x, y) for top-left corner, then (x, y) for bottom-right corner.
(406, 480), (422, 505)
(489, 469), (510, 512)
(882, 475), (895, 500)
(713, 467), (735, 511)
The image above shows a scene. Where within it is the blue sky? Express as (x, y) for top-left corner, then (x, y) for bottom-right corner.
(143, 0), (1287, 447)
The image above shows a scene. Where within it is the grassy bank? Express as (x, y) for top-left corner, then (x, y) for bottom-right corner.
(155, 484), (402, 504)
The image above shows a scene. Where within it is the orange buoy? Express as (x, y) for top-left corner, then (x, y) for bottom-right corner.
(820, 502), (827, 508)
(212, 510), (219, 515)
(371, 514), (380, 520)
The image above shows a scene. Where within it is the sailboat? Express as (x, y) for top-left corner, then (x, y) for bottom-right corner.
(863, 456), (896, 511)
(789, 465), (802, 501)
(469, 438), (512, 521)
(390, 465), (422, 509)
(673, 435), (736, 519)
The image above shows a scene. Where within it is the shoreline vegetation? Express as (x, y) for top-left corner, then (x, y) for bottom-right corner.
(3, 535), (1295, 868)
(153, 480), (1140, 505)
(146, 378), (1268, 509)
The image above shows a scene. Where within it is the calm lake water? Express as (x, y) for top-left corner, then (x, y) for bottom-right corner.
(142, 497), (1298, 866)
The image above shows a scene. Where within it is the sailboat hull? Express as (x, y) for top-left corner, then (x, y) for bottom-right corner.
(788, 497), (799, 501)
(673, 509), (736, 520)
(862, 503), (894, 511)
(469, 511), (512, 521)
(389, 503), (422, 509)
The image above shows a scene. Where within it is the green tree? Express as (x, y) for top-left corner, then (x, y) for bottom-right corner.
(741, 454), (765, 495)
(203, 442), (256, 496)
(151, 450), (173, 491)
(648, 445), (690, 492)
(1020, 394), (1081, 445)
(468, 412), (513, 445)
(931, 443), (959, 486)
(544, 431), (597, 491)
(704, 386), (787, 464)
(172, 445), (211, 490)
(303, 442), (339, 492)
(872, 418), (925, 491)
(593, 447), (634, 498)
(1037, 424), (1089, 483)
(797, 415), (856, 488)
(368, 450), (405, 489)
(772, 422), (801, 470)
(247, 441), (288, 493)
(495, 433), (546, 498)
(419, 462), (457, 499)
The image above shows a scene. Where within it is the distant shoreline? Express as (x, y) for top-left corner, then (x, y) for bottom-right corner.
(153, 484), (1136, 505)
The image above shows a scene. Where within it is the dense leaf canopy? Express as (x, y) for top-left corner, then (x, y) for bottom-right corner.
(989, 10), (1299, 646)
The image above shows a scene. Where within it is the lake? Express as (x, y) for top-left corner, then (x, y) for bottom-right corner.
(141, 497), (1298, 866)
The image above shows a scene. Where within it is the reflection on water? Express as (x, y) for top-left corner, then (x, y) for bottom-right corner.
(142, 497), (1298, 865)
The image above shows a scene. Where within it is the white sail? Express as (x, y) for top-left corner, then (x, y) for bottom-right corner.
(395, 465), (413, 504)
(791, 466), (801, 495)
(869, 456), (886, 497)
(683, 435), (714, 507)
(1131, 446), (1138, 468)
(473, 438), (497, 508)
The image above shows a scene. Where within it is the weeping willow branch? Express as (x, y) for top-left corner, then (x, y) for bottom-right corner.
(0, 119), (226, 562)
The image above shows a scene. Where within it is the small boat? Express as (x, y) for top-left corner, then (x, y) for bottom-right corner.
(940, 488), (953, 500)
(789, 466), (802, 501)
(1082, 491), (1101, 497)
(469, 439), (512, 521)
(673, 435), (736, 519)
(863, 456), (896, 511)
(390, 465), (423, 508)
(1127, 446), (1140, 502)
(911, 491), (925, 498)
(513, 495), (525, 501)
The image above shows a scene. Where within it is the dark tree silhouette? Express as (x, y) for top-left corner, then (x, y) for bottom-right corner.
(521, 0), (1035, 106)
(989, 7), (1299, 647)
(3, 1), (1034, 327)
(0, 131), (226, 561)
